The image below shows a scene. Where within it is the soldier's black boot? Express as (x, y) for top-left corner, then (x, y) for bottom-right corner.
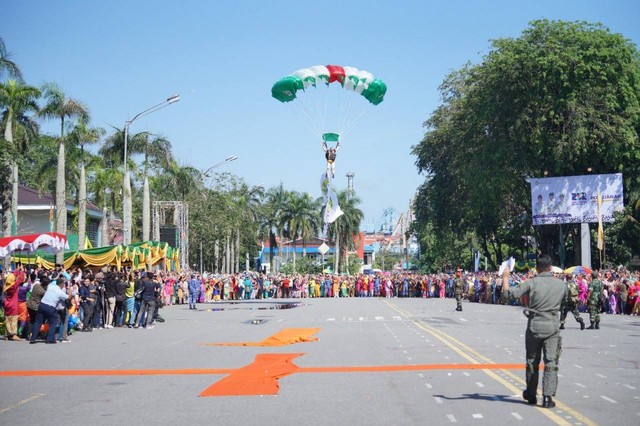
(559, 323), (565, 330)
(522, 390), (537, 405)
(595, 321), (600, 329)
(587, 321), (595, 329)
(542, 396), (556, 408)
(579, 320), (585, 330)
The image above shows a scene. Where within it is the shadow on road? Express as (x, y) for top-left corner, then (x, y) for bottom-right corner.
(434, 393), (525, 405)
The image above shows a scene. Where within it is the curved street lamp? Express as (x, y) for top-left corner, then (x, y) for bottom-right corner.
(122, 94), (180, 245)
(202, 155), (238, 177)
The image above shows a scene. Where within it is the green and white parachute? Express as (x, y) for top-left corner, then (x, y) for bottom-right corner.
(271, 64), (387, 141)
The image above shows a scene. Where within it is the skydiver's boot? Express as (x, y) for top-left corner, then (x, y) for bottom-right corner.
(595, 321), (600, 330)
(542, 396), (556, 409)
(559, 323), (565, 330)
(579, 320), (585, 330)
(587, 321), (595, 330)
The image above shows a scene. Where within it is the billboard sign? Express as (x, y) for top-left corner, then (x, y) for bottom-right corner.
(530, 173), (623, 225)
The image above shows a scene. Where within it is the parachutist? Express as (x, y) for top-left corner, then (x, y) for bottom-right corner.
(323, 141), (340, 178)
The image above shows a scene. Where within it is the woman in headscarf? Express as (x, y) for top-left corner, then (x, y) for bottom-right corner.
(3, 265), (25, 341)
(17, 272), (33, 338)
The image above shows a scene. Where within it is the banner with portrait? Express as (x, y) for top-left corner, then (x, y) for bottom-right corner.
(530, 173), (623, 225)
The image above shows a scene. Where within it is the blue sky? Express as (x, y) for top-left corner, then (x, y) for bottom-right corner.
(3, 0), (639, 231)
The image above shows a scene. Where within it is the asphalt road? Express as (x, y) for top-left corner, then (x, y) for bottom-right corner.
(1, 297), (638, 425)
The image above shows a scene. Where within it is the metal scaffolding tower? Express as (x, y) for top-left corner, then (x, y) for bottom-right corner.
(152, 201), (189, 271)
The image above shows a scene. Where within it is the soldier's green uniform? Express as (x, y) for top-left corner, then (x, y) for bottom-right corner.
(559, 280), (585, 330)
(587, 278), (603, 329)
(502, 271), (568, 404)
(453, 276), (464, 311)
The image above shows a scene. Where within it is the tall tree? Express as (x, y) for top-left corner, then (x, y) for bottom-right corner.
(128, 133), (172, 241)
(327, 190), (363, 274)
(68, 117), (105, 248)
(280, 191), (320, 273)
(0, 80), (40, 241)
(261, 183), (288, 273)
(413, 20), (640, 268)
(0, 37), (23, 81)
(39, 82), (89, 262)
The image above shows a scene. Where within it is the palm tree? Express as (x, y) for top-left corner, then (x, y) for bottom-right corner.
(0, 37), (23, 81)
(0, 80), (40, 240)
(261, 184), (288, 273)
(39, 82), (88, 262)
(128, 133), (172, 241)
(325, 190), (364, 274)
(68, 117), (105, 249)
(88, 164), (122, 246)
(280, 191), (321, 273)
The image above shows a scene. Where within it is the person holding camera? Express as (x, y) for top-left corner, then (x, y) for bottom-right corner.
(30, 276), (72, 344)
(79, 276), (96, 332)
(134, 271), (160, 329)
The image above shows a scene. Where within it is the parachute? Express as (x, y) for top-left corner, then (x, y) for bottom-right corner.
(271, 64), (387, 239)
(271, 65), (387, 105)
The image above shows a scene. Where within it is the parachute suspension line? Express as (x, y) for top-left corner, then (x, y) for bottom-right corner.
(342, 109), (368, 138)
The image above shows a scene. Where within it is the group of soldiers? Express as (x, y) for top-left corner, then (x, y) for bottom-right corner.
(559, 271), (603, 330)
(451, 269), (604, 331)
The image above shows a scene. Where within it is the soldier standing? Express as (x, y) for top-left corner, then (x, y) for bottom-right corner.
(559, 274), (585, 330)
(586, 271), (603, 329)
(501, 255), (568, 409)
(453, 270), (464, 312)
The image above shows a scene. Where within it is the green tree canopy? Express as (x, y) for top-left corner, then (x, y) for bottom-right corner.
(413, 19), (640, 269)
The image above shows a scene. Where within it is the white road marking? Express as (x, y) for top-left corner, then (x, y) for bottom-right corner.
(359, 317), (364, 321)
(0, 394), (45, 414)
(475, 382), (485, 388)
(434, 396), (443, 404)
(573, 364), (583, 369)
(459, 318), (467, 322)
(595, 373), (607, 378)
(511, 412), (523, 420)
(623, 384), (636, 390)
(463, 372), (470, 377)
(393, 316), (402, 321)
(407, 357), (413, 361)
(375, 316), (384, 321)
(472, 414), (483, 419)
(446, 414), (457, 422)
(327, 318), (335, 321)
(418, 373), (424, 378)
(403, 350), (408, 354)
(600, 396), (617, 404)
(425, 383), (433, 389)
(574, 383), (586, 388)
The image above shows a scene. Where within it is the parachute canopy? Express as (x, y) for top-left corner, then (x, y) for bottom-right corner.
(271, 65), (387, 106)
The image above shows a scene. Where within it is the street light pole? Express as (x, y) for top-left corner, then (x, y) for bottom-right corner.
(202, 155), (238, 178)
(198, 155), (239, 274)
(122, 94), (180, 245)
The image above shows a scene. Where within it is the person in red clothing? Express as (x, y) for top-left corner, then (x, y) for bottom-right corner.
(3, 264), (25, 341)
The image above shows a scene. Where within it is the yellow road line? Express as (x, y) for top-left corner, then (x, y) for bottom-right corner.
(0, 393), (45, 414)
(384, 300), (597, 426)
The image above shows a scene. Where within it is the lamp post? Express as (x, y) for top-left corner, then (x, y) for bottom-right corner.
(198, 155), (238, 273)
(122, 94), (180, 245)
(202, 155), (238, 178)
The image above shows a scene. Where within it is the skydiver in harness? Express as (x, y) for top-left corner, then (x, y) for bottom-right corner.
(323, 141), (340, 178)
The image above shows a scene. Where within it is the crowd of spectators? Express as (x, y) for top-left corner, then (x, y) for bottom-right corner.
(2, 264), (639, 344)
